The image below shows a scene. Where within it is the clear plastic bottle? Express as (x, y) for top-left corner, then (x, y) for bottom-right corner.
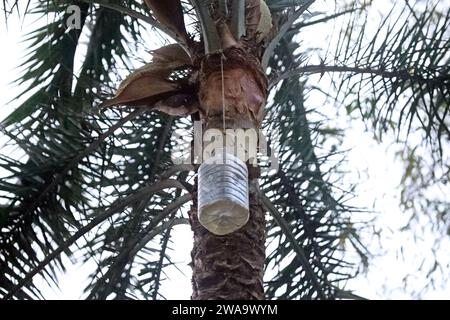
(197, 149), (249, 235)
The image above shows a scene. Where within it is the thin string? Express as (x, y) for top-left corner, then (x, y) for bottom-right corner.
(220, 53), (226, 160)
(220, 53), (226, 133)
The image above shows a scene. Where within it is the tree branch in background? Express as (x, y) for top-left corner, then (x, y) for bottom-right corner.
(261, 194), (326, 299)
(293, 7), (364, 30)
(270, 64), (450, 89)
(13, 109), (146, 219)
(262, 0), (315, 69)
(4, 179), (189, 299)
(79, 0), (181, 44)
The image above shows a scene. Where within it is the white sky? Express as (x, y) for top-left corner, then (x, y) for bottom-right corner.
(0, 0), (449, 300)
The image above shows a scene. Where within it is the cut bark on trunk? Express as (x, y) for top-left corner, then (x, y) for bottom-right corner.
(198, 46), (268, 127)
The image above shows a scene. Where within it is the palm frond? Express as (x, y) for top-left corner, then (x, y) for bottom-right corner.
(261, 29), (366, 299)
(274, 1), (450, 151)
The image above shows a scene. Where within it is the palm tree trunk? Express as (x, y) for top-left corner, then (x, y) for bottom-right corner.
(188, 43), (268, 300)
(189, 178), (266, 300)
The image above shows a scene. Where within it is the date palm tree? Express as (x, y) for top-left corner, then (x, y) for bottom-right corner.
(0, 0), (449, 299)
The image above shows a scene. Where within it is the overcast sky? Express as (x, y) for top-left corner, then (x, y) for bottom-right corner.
(1, 0), (449, 300)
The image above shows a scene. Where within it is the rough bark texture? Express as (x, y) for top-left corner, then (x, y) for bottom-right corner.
(189, 180), (266, 300)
